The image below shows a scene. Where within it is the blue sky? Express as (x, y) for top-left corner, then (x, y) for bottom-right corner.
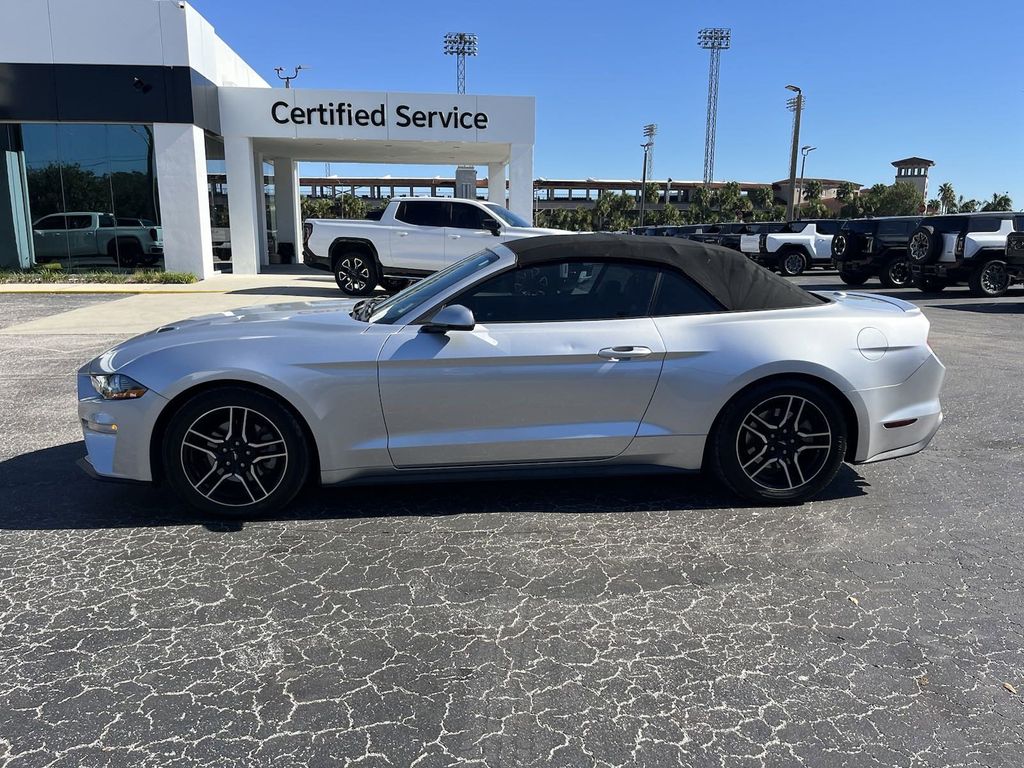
(190, 0), (1024, 207)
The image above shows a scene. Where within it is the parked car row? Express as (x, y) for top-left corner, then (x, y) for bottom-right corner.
(635, 211), (1024, 297)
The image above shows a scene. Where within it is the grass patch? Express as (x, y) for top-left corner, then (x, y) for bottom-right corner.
(0, 267), (198, 285)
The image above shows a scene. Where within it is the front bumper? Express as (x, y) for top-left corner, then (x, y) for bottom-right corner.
(852, 352), (946, 464)
(77, 373), (167, 483)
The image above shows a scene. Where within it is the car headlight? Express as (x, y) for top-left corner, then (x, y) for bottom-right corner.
(90, 373), (148, 400)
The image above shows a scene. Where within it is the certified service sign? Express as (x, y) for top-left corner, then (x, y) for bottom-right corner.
(219, 87), (534, 144)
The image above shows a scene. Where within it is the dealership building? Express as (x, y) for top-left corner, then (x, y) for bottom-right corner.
(0, 0), (536, 277)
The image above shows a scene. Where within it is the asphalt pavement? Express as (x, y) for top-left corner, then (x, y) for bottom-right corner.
(0, 277), (1022, 767)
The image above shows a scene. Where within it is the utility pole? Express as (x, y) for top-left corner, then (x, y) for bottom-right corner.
(639, 124), (656, 228)
(784, 84), (803, 221)
(697, 28), (731, 185)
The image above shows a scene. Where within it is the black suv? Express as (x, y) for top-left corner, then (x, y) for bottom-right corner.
(1002, 231), (1024, 288)
(832, 216), (920, 288)
(908, 212), (1024, 296)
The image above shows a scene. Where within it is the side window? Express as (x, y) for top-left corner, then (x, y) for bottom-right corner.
(395, 201), (450, 228)
(651, 270), (723, 316)
(450, 203), (496, 230)
(816, 221), (840, 235)
(969, 217), (1002, 233)
(34, 215), (66, 230)
(451, 260), (659, 323)
(66, 215), (93, 230)
(99, 215), (117, 228)
(1014, 215), (1024, 232)
(877, 220), (906, 237)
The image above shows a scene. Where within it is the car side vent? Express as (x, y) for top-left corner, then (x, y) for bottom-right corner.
(155, 325), (178, 333)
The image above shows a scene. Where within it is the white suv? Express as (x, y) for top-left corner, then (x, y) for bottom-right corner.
(908, 212), (1024, 297)
(739, 219), (841, 276)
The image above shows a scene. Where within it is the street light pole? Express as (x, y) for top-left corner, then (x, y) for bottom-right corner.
(784, 84), (803, 221)
(798, 145), (816, 217)
(443, 33), (478, 94)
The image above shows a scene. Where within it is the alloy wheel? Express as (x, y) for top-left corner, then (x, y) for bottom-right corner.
(887, 259), (911, 287)
(980, 261), (1010, 295)
(735, 395), (832, 491)
(783, 253), (806, 276)
(909, 232), (930, 262)
(336, 256), (370, 293)
(833, 235), (847, 257)
(180, 405), (288, 507)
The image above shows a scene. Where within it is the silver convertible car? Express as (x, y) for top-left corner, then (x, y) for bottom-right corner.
(78, 235), (945, 516)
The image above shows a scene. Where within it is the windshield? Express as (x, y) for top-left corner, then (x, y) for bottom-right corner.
(483, 203), (531, 228)
(367, 250), (501, 324)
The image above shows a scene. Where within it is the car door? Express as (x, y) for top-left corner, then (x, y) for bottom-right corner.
(388, 200), (450, 271)
(811, 220), (838, 261)
(445, 201), (501, 261)
(376, 258), (667, 468)
(65, 214), (97, 257)
(32, 215), (68, 261)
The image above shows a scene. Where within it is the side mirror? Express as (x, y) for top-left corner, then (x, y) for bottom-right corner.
(422, 304), (476, 333)
(483, 219), (501, 236)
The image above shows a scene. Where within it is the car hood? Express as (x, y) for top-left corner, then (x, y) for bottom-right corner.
(83, 298), (366, 373)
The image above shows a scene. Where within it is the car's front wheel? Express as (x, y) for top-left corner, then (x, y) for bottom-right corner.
(709, 379), (847, 504)
(162, 387), (310, 517)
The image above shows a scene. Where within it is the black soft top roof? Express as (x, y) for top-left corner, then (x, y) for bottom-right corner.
(504, 234), (822, 312)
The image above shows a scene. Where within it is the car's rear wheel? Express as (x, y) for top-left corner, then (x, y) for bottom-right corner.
(968, 259), (1010, 298)
(779, 250), (808, 277)
(333, 250), (378, 296)
(879, 256), (912, 289)
(838, 268), (870, 286)
(913, 275), (947, 293)
(163, 387), (310, 517)
(710, 379), (847, 504)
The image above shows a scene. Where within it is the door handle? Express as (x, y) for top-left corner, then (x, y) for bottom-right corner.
(598, 346), (653, 360)
(397, 231), (409, 237)
(448, 234), (461, 239)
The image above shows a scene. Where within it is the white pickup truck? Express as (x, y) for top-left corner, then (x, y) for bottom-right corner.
(32, 212), (163, 267)
(303, 196), (567, 295)
(739, 219), (841, 276)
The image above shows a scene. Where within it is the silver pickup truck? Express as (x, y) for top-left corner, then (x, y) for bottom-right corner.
(32, 212), (163, 267)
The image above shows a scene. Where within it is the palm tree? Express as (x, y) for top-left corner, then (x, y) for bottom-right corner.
(980, 192), (1013, 212)
(937, 182), (956, 214)
(927, 199), (941, 214)
(956, 195), (978, 213)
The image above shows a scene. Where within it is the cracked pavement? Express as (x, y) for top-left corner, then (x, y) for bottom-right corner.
(0, 283), (1022, 767)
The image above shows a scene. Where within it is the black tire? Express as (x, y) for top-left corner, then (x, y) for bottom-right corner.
(381, 277), (411, 294)
(832, 232), (861, 261)
(779, 249), (809, 277)
(968, 259), (1010, 298)
(162, 386), (310, 517)
(333, 249), (379, 296)
(907, 226), (942, 264)
(913, 275), (947, 293)
(838, 268), (870, 286)
(709, 378), (847, 504)
(879, 256), (913, 289)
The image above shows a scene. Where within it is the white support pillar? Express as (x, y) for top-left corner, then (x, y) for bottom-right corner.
(508, 144), (534, 224)
(272, 157), (301, 263)
(223, 136), (260, 275)
(153, 124), (214, 279)
(487, 162), (506, 206)
(254, 151), (269, 267)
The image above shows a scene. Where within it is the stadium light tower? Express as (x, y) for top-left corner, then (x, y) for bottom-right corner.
(443, 32), (478, 94)
(639, 124), (657, 228)
(697, 27), (731, 184)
